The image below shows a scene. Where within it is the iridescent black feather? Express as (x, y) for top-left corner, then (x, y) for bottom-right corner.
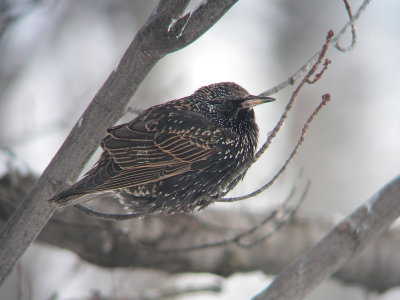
(49, 82), (274, 216)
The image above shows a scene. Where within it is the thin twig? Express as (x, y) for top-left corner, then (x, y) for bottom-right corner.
(335, 0), (357, 52)
(260, 0), (370, 97)
(237, 180), (310, 249)
(307, 59), (331, 84)
(68, 178), (307, 252)
(74, 204), (144, 220)
(142, 178), (303, 253)
(220, 94), (330, 202)
(255, 31), (333, 164)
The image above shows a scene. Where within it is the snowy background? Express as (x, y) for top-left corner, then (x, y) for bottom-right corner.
(1, 0), (400, 299)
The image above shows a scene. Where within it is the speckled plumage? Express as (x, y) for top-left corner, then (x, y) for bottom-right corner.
(48, 82), (274, 216)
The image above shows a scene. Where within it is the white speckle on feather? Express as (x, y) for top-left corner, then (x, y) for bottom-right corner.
(77, 117), (83, 128)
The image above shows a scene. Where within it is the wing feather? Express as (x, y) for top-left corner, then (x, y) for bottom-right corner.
(79, 109), (235, 193)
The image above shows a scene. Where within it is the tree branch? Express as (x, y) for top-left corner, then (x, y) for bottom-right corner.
(2, 170), (400, 292)
(260, 0), (372, 97)
(254, 174), (400, 300)
(0, 0), (238, 283)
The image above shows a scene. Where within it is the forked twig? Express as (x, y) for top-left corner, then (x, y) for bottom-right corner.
(219, 94), (330, 203)
(307, 59), (331, 84)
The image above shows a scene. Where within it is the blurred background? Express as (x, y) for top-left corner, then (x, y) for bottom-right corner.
(0, 0), (399, 299)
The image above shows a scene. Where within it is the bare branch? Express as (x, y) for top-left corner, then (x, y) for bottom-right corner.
(2, 170), (400, 292)
(306, 59), (331, 84)
(67, 177), (304, 250)
(154, 181), (306, 253)
(220, 94), (330, 203)
(254, 31), (333, 162)
(236, 181), (309, 249)
(73, 204), (143, 220)
(253, 174), (400, 300)
(261, 0), (371, 97)
(335, 0), (357, 52)
(0, 0), (238, 283)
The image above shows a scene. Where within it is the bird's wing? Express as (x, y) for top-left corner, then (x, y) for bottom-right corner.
(84, 110), (235, 192)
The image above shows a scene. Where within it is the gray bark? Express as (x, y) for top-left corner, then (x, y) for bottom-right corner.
(254, 174), (400, 299)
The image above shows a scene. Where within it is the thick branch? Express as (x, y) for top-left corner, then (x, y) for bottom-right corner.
(1, 171), (400, 292)
(0, 0), (237, 282)
(254, 174), (400, 300)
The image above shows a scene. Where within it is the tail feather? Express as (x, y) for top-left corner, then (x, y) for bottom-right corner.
(49, 151), (119, 207)
(49, 188), (113, 207)
(48, 190), (87, 207)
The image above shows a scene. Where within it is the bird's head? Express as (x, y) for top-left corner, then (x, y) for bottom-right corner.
(193, 82), (275, 129)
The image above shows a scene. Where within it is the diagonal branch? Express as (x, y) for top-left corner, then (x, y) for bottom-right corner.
(253, 174), (400, 300)
(0, 0), (238, 283)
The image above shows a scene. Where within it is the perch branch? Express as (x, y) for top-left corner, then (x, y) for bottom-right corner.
(2, 170), (400, 292)
(253, 174), (400, 300)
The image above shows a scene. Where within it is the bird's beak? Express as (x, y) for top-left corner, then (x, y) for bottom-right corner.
(241, 95), (275, 108)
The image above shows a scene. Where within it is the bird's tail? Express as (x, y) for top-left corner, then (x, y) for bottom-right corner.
(48, 189), (88, 207)
(49, 187), (112, 207)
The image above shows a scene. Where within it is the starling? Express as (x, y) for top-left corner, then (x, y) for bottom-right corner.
(49, 82), (275, 216)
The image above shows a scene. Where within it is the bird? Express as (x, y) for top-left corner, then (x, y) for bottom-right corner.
(48, 82), (275, 217)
